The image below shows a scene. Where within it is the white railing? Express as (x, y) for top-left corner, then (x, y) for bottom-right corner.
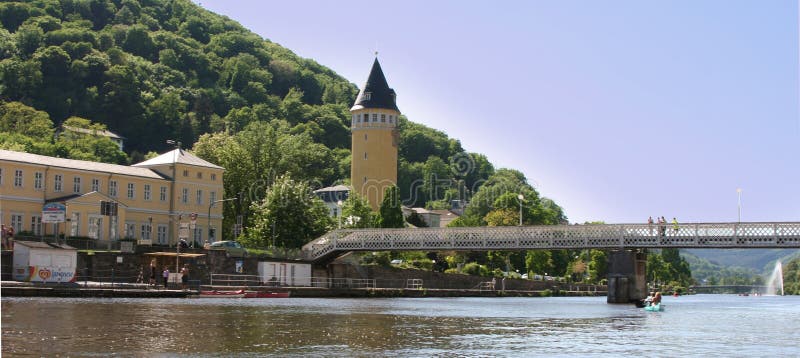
(302, 222), (800, 261)
(210, 274), (261, 287)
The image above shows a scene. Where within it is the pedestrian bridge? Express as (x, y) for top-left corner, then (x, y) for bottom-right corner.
(302, 222), (800, 262)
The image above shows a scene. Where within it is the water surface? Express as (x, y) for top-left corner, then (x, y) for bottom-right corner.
(3, 294), (799, 356)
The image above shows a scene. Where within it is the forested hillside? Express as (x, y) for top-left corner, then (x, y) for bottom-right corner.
(0, 0), (575, 284)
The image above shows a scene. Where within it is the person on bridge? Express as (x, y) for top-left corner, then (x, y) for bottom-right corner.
(648, 217), (654, 235)
(672, 218), (679, 234)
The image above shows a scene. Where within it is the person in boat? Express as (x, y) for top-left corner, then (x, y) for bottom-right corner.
(652, 292), (662, 306)
(644, 292), (655, 306)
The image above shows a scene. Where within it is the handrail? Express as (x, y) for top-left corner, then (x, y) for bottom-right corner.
(302, 222), (800, 261)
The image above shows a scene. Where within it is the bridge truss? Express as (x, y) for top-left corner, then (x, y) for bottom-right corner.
(302, 222), (800, 262)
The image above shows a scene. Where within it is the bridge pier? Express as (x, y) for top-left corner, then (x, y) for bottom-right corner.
(607, 250), (647, 304)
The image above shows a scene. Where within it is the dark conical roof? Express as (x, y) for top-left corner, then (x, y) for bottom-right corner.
(351, 58), (399, 112)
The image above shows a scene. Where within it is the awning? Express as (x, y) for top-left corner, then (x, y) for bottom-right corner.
(143, 252), (206, 258)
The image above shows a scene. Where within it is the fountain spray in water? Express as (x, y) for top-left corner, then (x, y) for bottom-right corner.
(765, 261), (784, 296)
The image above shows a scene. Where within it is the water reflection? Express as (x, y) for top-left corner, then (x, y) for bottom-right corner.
(3, 295), (800, 356)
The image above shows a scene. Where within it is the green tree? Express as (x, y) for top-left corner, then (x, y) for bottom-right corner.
(341, 192), (375, 228)
(377, 185), (404, 228)
(0, 101), (53, 138)
(242, 175), (332, 249)
(526, 250), (554, 277)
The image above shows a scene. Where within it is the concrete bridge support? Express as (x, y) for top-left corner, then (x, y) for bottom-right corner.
(607, 250), (647, 304)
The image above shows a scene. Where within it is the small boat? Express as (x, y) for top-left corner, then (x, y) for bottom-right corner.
(198, 290), (290, 298)
(644, 303), (664, 312)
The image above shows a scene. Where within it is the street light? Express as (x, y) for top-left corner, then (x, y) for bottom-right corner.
(517, 194), (524, 226)
(737, 188), (742, 223)
(207, 197), (237, 246)
(337, 200), (343, 229)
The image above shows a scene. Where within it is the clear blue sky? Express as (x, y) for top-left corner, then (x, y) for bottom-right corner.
(194, 0), (800, 224)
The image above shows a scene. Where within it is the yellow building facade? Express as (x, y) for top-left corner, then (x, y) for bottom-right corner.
(350, 58), (401, 209)
(0, 149), (225, 246)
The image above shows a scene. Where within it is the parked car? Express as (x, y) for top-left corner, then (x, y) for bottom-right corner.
(208, 240), (248, 258)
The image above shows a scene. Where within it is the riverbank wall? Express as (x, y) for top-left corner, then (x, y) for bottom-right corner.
(1, 247), (607, 298)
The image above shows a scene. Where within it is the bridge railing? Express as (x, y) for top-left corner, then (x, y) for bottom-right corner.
(301, 222), (800, 261)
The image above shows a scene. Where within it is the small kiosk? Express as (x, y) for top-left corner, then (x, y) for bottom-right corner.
(13, 241), (77, 283)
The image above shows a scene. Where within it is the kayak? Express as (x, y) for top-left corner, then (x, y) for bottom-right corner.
(644, 303), (664, 312)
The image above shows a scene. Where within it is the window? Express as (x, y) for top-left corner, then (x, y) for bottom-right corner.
(92, 178), (100, 192)
(141, 223), (152, 241)
(210, 191), (216, 205)
(30, 215), (42, 236)
(70, 213), (80, 237)
(381, 114), (386, 122)
(109, 216), (117, 240)
(14, 170), (22, 187)
(88, 216), (102, 240)
(363, 92), (371, 100)
(357, 114), (361, 123)
(196, 172), (203, 179)
(372, 113), (377, 122)
(157, 225), (168, 245)
(363, 176), (367, 184)
(54, 174), (63, 192)
(11, 214), (23, 233)
(127, 183), (135, 199)
(34, 172), (43, 190)
(196, 189), (203, 205)
(364, 152), (368, 160)
(182, 188), (188, 204)
(144, 184), (151, 201)
(109, 180), (117, 197)
(364, 134), (368, 141)
(0, 168), (3, 185)
(73, 177), (81, 193)
(160, 186), (167, 201)
(125, 222), (136, 239)
(183, 170), (189, 177)
(211, 173), (216, 181)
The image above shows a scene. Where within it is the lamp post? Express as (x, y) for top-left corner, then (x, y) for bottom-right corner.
(207, 197), (237, 246)
(337, 200), (343, 229)
(517, 194), (524, 226)
(737, 188), (742, 223)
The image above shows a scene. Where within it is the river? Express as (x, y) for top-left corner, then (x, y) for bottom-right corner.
(2, 294), (799, 356)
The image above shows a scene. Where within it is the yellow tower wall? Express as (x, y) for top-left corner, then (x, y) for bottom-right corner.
(350, 108), (399, 209)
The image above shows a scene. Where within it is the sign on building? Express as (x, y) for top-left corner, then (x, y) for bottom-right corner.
(178, 223), (190, 240)
(42, 203), (66, 223)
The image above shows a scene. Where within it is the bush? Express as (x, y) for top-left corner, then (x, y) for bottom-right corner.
(462, 262), (489, 276)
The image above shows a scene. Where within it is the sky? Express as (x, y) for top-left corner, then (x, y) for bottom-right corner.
(194, 0), (800, 224)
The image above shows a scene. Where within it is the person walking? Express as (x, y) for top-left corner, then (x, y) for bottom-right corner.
(672, 217), (679, 234)
(660, 216), (667, 236)
(648, 216), (654, 236)
(180, 265), (189, 290)
(149, 260), (157, 287)
(162, 267), (170, 289)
